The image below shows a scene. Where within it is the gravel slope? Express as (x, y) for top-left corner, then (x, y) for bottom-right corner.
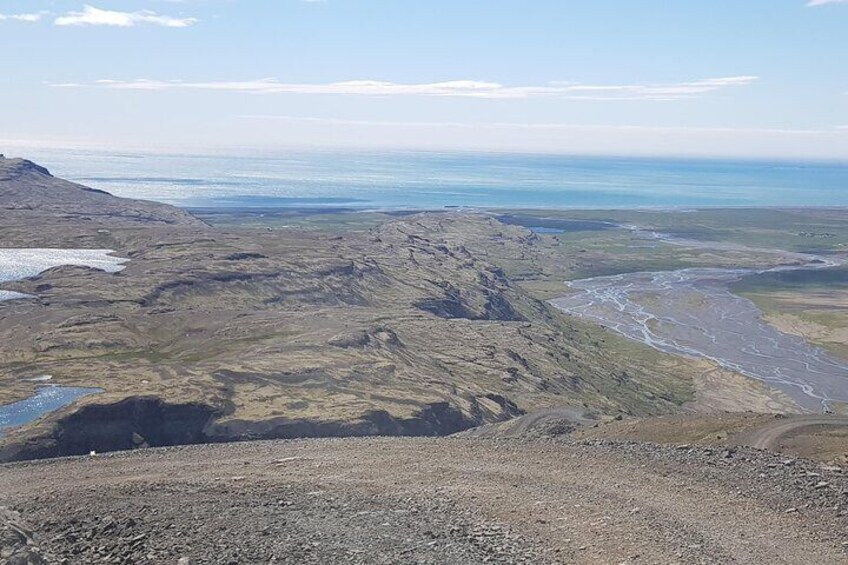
(2, 437), (847, 564)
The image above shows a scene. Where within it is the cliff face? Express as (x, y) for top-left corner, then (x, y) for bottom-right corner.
(0, 156), (205, 227)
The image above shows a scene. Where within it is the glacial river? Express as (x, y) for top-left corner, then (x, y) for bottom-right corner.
(551, 236), (848, 412)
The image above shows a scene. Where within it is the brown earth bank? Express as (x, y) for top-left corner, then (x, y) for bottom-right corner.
(1, 437), (847, 564)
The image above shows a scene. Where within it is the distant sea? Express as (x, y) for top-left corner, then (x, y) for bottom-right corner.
(11, 148), (848, 210)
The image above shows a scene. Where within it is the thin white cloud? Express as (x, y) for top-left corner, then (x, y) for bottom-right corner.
(51, 76), (759, 100)
(54, 5), (197, 27)
(0, 12), (43, 22)
(807, 0), (848, 5)
(236, 115), (847, 136)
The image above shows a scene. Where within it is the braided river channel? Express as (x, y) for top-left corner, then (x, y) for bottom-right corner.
(551, 233), (848, 412)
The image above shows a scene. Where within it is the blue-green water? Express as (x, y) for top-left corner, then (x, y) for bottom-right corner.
(12, 149), (848, 209)
(0, 386), (103, 438)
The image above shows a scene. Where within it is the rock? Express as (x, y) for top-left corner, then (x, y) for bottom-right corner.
(0, 507), (47, 564)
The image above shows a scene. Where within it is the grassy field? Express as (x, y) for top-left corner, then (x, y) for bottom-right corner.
(732, 268), (848, 360)
(190, 208), (400, 232)
(494, 208), (848, 254)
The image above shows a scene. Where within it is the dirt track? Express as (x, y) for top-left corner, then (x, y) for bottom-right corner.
(2, 437), (848, 564)
(734, 416), (848, 450)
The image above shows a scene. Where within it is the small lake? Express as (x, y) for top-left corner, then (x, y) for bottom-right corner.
(0, 386), (104, 438)
(529, 227), (565, 234)
(0, 248), (128, 303)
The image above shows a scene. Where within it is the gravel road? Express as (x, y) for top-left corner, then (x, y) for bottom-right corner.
(2, 437), (847, 564)
(734, 415), (848, 450)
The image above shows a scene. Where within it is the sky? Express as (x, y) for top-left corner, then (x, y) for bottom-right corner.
(1, 0), (847, 159)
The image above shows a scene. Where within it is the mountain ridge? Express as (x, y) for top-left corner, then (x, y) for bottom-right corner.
(0, 155), (205, 226)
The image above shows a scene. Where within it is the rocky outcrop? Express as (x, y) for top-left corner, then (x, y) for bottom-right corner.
(0, 397), (223, 462)
(0, 156), (205, 226)
(209, 400), (499, 441)
(0, 507), (47, 564)
(0, 395), (522, 462)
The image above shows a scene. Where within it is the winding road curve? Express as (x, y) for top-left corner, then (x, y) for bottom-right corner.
(735, 416), (848, 450)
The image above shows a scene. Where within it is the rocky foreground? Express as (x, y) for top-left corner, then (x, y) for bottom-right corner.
(2, 437), (847, 564)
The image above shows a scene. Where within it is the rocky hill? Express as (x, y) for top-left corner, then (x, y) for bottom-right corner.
(0, 158), (779, 462)
(0, 155), (204, 226)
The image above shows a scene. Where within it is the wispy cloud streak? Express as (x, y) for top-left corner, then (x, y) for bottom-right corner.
(237, 115), (848, 135)
(54, 5), (197, 27)
(806, 0), (848, 6)
(52, 76), (758, 100)
(0, 12), (43, 22)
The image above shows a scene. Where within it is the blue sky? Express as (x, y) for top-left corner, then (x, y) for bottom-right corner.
(1, 0), (847, 158)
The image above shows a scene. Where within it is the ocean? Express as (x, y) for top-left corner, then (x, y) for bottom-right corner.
(10, 148), (848, 210)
